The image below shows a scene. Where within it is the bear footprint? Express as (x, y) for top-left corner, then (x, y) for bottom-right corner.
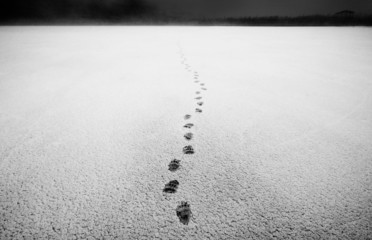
(196, 108), (202, 113)
(176, 201), (192, 225)
(168, 159), (181, 172)
(184, 132), (193, 140)
(197, 102), (203, 106)
(163, 180), (179, 193)
(183, 145), (195, 154)
(184, 123), (194, 129)
(184, 114), (191, 120)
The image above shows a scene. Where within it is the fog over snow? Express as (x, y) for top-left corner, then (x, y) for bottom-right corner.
(0, 26), (371, 239)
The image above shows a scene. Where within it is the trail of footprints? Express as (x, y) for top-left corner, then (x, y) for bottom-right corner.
(161, 47), (208, 225)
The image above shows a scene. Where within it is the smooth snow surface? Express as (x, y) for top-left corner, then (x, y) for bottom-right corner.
(1, 26), (372, 239)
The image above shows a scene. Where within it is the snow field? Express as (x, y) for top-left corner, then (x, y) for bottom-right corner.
(1, 26), (372, 239)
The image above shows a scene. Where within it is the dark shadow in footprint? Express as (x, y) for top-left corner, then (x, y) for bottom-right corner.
(184, 123), (194, 129)
(184, 132), (193, 140)
(163, 180), (179, 193)
(184, 114), (191, 120)
(200, 83), (205, 86)
(168, 159), (181, 172)
(197, 102), (203, 106)
(176, 201), (192, 225)
(183, 145), (194, 154)
(196, 91), (200, 94)
(196, 108), (202, 113)
(201, 88), (207, 91)
(195, 96), (202, 100)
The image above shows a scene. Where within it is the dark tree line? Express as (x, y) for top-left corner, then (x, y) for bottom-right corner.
(220, 15), (372, 26)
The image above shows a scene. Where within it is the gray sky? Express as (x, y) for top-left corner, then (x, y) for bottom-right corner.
(150, 0), (372, 17)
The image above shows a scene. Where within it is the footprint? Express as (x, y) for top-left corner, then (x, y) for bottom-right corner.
(195, 96), (202, 100)
(176, 201), (192, 225)
(201, 88), (207, 91)
(196, 91), (200, 94)
(163, 180), (179, 193)
(183, 145), (194, 154)
(184, 132), (193, 140)
(197, 102), (203, 106)
(200, 83), (205, 86)
(184, 123), (194, 129)
(195, 81), (199, 83)
(168, 159), (181, 172)
(184, 114), (191, 120)
(195, 108), (202, 113)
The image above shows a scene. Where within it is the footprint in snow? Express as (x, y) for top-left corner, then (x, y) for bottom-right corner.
(163, 180), (179, 193)
(183, 145), (195, 154)
(197, 102), (203, 106)
(184, 123), (194, 128)
(176, 201), (192, 225)
(168, 159), (181, 172)
(201, 87), (207, 91)
(196, 91), (200, 94)
(195, 108), (202, 113)
(184, 132), (193, 140)
(195, 96), (202, 100)
(184, 114), (191, 120)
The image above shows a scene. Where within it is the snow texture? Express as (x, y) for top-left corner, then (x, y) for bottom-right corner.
(0, 26), (372, 239)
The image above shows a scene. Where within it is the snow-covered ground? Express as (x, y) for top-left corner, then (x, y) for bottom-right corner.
(0, 26), (371, 239)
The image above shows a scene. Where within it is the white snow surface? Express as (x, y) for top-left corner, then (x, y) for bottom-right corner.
(0, 26), (372, 239)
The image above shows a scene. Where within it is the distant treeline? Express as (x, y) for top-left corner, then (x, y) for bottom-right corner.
(1, 0), (371, 26)
(219, 15), (372, 26)
(3, 15), (372, 26)
(148, 15), (372, 26)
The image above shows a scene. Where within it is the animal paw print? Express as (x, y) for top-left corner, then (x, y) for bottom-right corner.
(195, 108), (202, 113)
(184, 123), (194, 129)
(168, 159), (181, 172)
(176, 201), (192, 225)
(183, 145), (194, 154)
(197, 102), (203, 106)
(184, 132), (193, 140)
(184, 114), (191, 120)
(163, 180), (179, 193)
